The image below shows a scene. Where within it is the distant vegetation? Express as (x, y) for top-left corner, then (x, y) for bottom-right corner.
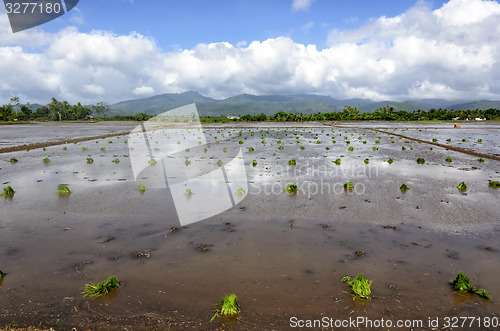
(1, 96), (499, 123)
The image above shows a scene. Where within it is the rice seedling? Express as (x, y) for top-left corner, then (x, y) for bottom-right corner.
(204, 147), (208, 153)
(223, 147), (228, 153)
(325, 147), (330, 150)
(432, 138), (438, 142)
(284, 184), (298, 193)
(372, 147), (378, 151)
(57, 185), (71, 195)
(1, 186), (15, 197)
(26, 147), (30, 152)
(252, 160), (257, 167)
(185, 159), (191, 166)
(402, 147), (406, 151)
(344, 182), (353, 190)
(0, 270), (5, 278)
(446, 138), (451, 143)
(8, 158), (18, 163)
(333, 158), (341, 165)
(83, 276), (120, 299)
(248, 147), (254, 152)
(235, 187), (245, 195)
(400, 183), (410, 191)
(342, 274), (372, 300)
(416, 158), (425, 164)
(477, 158), (484, 162)
(462, 138), (467, 142)
(278, 145), (284, 150)
(385, 159), (394, 164)
(43, 147), (47, 151)
(488, 180), (500, 187)
(478, 139), (482, 142)
(43, 157), (50, 163)
(185, 188), (193, 196)
(210, 294), (241, 322)
(364, 158), (369, 164)
(348, 146), (354, 152)
(429, 147), (433, 150)
(261, 140), (266, 144)
(148, 158), (157, 166)
(137, 184), (147, 192)
(445, 157), (453, 162)
(217, 160), (223, 167)
(450, 272), (492, 300)
(375, 140), (380, 144)
(457, 182), (467, 190)
(87, 157), (94, 164)
(108, 141), (113, 144)
(300, 146), (305, 150)
(112, 158), (120, 164)
(100, 147), (106, 151)
(81, 147), (88, 151)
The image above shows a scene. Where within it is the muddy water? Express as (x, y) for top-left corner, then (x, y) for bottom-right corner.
(0, 123), (499, 330)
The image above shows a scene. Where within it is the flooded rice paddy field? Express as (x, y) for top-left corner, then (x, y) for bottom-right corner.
(0, 121), (499, 330)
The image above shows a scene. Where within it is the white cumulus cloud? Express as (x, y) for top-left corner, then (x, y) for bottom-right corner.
(0, 0), (500, 105)
(292, 0), (315, 12)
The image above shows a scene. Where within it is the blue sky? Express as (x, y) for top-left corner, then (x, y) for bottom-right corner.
(52, 0), (449, 50)
(1, 0), (499, 104)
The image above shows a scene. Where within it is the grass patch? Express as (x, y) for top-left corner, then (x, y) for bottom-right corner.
(1, 186), (15, 197)
(137, 184), (147, 193)
(450, 272), (492, 301)
(445, 157), (453, 162)
(288, 159), (296, 166)
(57, 185), (71, 195)
(457, 182), (467, 190)
(416, 158), (425, 164)
(211, 294), (241, 322)
(83, 276), (119, 299)
(488, 180), (500, 187)
(342, 274), (372, 300)
(400, 183), (410, 191)
(284, 184), (298, 193)
(343, 182), (353, 190)
(43, 157), (50, 163)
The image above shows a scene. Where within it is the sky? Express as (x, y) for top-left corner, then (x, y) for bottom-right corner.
(1, 0), (500, 105)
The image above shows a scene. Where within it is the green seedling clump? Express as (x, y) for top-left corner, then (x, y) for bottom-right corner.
(278, 145), (284, 150)
(9, 158), (18, 163)
(211, 294), (241, 322)
(402, 146), (406, 151)
(299, 146), (305, 150)
(288, 159), (296, 166)
(43, 157), (50, 163)
(148, 159), (157, 166)
(372, 147), (378, 151)
(385, 159), (394, 164)
(450, 272), (492, 301)
(457, 182), (467, 190)
(57, 185), (71, 195)
(400, 183), (410, 191)
(1, 186), (15, 197)
(87, 157), (94, 164)
(478, 158), (484, 162)
(63, 147), (67, 150)
(348, 146), (354, 152)
(445, 157), (453, 162)
(416, 158), (425, 164)
(462, 138), (467, 142)
(342, 274), (372, 300)
(185, 188), (193, 196)
(217, 160), (223, 167)
(112, 158), (120, 164)
(344, 182), (353, 190)
(248, 147), (254, 152)
(488, 180), (500, 187)
(333, 158), (341, 165)
(185, 159), (191, 166)
(252, 160), (257, 167)
(284, 184), (298, 193)
(100, 147), (106, 151)
(137, 184), (147, 193)
(83, 276), (119, 299)
(235, 187), (245, 195)
(0, 270), (6, 278)
(478, 139), (482, 142)
(364, 158), (369, 164)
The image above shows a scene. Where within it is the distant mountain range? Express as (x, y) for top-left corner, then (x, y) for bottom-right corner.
(109, 91), (500, 117)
